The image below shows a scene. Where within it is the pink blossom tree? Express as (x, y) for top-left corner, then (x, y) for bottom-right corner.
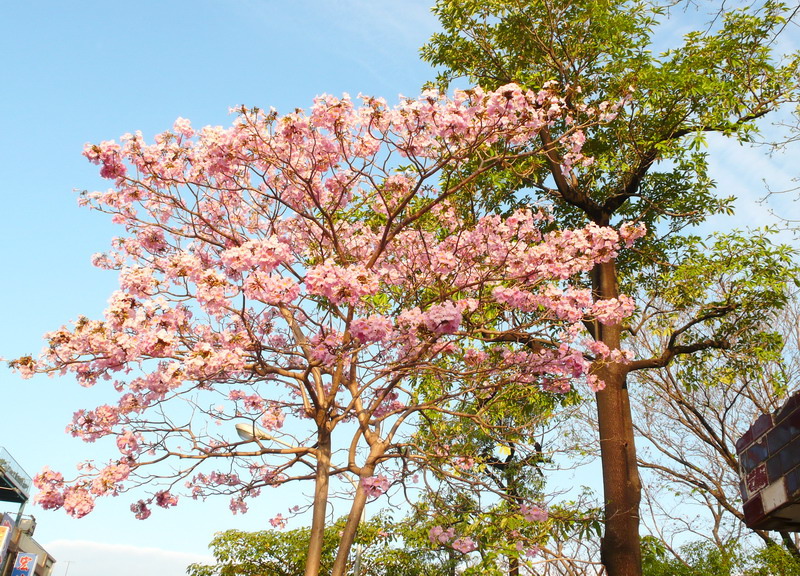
(10, 84), (641, 576)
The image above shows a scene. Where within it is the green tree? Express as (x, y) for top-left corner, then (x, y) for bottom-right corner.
(422, 2), (800, 575)
(641, 537), (741, 576)
(410, 380), (605, 575)
(748, 543), (800, 576)
(641, 536), (800, 576)
(186, 514), (453, 576)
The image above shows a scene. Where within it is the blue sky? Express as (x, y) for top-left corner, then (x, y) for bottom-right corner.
(0, 2), (440, 574)
(0, 2), (797, 576)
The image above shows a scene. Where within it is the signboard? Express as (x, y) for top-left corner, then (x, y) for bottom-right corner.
(0, 526), (10, 565)
(737, 392), (800, 530)
(11, 552), (37, 576)
(0, 513), (13, 566)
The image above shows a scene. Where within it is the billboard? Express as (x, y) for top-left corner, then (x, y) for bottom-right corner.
(0, 513), (13, 566)
(11, 552), (38, 576)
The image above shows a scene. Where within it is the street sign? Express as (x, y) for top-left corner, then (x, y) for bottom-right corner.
(11, 552), (37, 576)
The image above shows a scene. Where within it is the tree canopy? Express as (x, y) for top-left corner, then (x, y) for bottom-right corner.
(187, 514), (454, 576)
(9, 3), (800, 576)
(10, 84), (646, 576)
(422, 1), (800, 575)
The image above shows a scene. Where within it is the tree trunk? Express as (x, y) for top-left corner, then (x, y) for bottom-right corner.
(331, 479), (368, 576)
(509, 555), (520, 576)
(593, 260), (643, 576)
(305, 430), (332, 576)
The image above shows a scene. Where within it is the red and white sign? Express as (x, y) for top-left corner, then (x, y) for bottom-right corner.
(11, 552), (38, 576)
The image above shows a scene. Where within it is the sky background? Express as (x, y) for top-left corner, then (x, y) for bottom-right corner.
(0, 2), (797, 576)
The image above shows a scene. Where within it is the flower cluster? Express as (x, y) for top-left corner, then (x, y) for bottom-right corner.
(12, 81), (641, 525)
(155, 490), (178, 508)
(521, 503), (549, 523)
(306, 261), (380, 305)
(428, 526), (478, 554)
(360, 475), (390, 498)
(269, 514), (287, 529)
(90, 462), (131, 496)
(131, 500), (151, 520)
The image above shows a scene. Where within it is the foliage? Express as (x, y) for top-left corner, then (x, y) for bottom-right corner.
(641, 537), (741, 576)
(423, 0), (799, 257)
(747, 543), (800, 576)
(186, 514), (450, 576)
(421, 1), (800, 575)
(408, 486), (603, 576)
(642, 536), (800, 576)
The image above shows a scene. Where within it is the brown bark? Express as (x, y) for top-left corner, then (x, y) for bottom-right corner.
(593, 260), (643, 576)
(331, 480), (368, 576)
(305, 430), (332, 576)
(509, 554), (520, 576)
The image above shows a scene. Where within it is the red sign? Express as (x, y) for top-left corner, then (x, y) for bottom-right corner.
(11, 552), (37, 576)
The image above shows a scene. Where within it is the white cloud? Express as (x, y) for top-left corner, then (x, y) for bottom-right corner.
(43, 540), (214, 576)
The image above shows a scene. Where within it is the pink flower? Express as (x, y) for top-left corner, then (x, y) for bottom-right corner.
(63, 487), (95, 518)
(172, 117), (194, 138)
(84, 140), (127, 180)
(371, 389), (405, 419)
(591, 295), (635, 325)
(587, 374), (606, 392)
(305, 261), (379, 305)
(33, 467), (64, 510)
(309, 329), (343, 364)
(33, 467), (64, 488)
(350, 315), (393, 343)
(33, 467), (66, 510)
(463, 348), (489, 366)
(525, 545), (542, 557)
(269, 514), (287, 529)
(229, 497), (248, 514)
(131, 500), (151, 520)
(360, 474), (390, 498)
(260, 406), (286, 431)
(452, 537), (477, 554)
(155, 490), (178, 508)
(90, 462), (131, 495)
(587, 340), (611, 358)
(619, 222), (646, 246)
(423, 301), (462, 335)
(8, 355), (37, 379)
(428, 525), (455, 544)
(521, 503), (548, 522)
(116, 430), (140, 456)
(221, 239), (292, 274)
(454, 457), (475, 471)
